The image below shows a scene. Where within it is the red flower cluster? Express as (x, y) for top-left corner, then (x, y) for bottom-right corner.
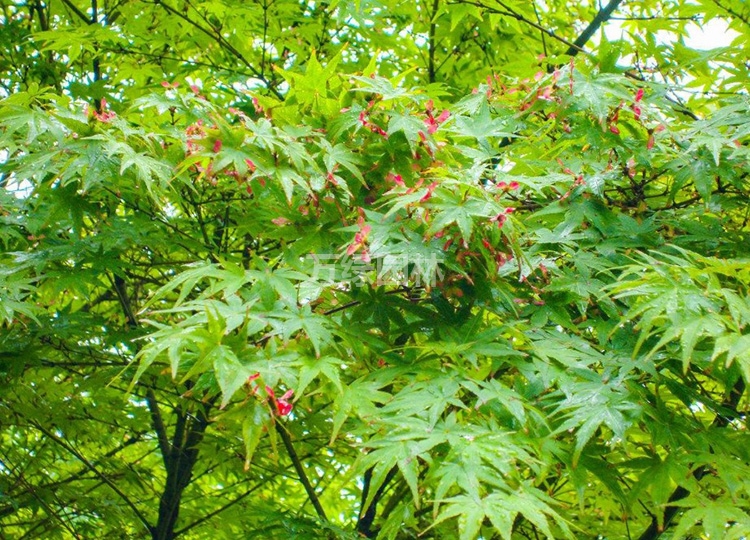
(92, 99), (116, 123)
(267, 387), (294, 416)
(419, 181), (439, 202)
(609, 108), (621, 135)
(246, 373), (294, 416)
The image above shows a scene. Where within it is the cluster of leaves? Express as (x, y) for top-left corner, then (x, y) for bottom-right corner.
(2, 0), (750, 539)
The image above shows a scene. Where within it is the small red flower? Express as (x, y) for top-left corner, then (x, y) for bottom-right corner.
(635, 88), (644, 102)
(569, 58), (575, 95)
(271, 217), (291, 226)
(491, 214), (507, 228)
(425, 116), (438, 134)
(346, 215), (372, 257)
(265, 386), (294, 416)
(276, 390), (294, 416)
(419, 181), (439, 202)
(386, 172), (404, 186)
(490, 207), (514, 228)
(424, 108), (450, 134)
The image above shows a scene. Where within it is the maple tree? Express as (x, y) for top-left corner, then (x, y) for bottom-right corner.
(2, 0), (750, 538)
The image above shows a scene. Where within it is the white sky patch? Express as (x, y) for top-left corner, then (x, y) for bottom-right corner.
(684, 18), (741, 50)
(603, 16), (739, 50)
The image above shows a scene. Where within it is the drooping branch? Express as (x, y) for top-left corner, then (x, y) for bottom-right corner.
(29, 421), (154, 534)
(149, 0), (283, 99)
(636, 378), (747, 540)
(713, 0), (750, 29)
(0, 432), (144, 519)
(0, 456), (81, 537)
(172, 481), (264, 537)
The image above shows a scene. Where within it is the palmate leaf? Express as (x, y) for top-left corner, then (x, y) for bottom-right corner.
(553, 379), (642, 466)
(670, 496), (750, 539)
(267, 306), (334, 357)
(433, 486), (573, 540)
(427, 188), (501, 241)
(349, 75), (416, 102)
(712, 333), (750, 381)
(452, 101), (517, 141)
(293, 354), (343, 396)
(606, 250), (729, 362)
(329, 378), (390, 444)
(318, 139), (365, 185)
(213, 345), (253, 407)
(241, 402), (271, 470)
(462, 378), (528, 425)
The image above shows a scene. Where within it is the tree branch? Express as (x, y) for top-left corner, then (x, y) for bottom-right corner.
(146, 388), (172, 462)
(428, 0), (440, 83)
(356, 466), (399, 537)
(154, 401), (212, 540)
(59, 0), (91, 24)
(275, 420), (328, 522)
(451, 0), (589, 56)
(0, 456), (80, 537)
(564, 0), (624, 57)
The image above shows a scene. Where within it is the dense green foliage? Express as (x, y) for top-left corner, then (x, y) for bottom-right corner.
(2, 0), (750, 538)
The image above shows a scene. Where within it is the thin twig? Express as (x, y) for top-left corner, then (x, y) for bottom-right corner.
(29, 421), (154, 534)
(450, 0), (590, 56)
